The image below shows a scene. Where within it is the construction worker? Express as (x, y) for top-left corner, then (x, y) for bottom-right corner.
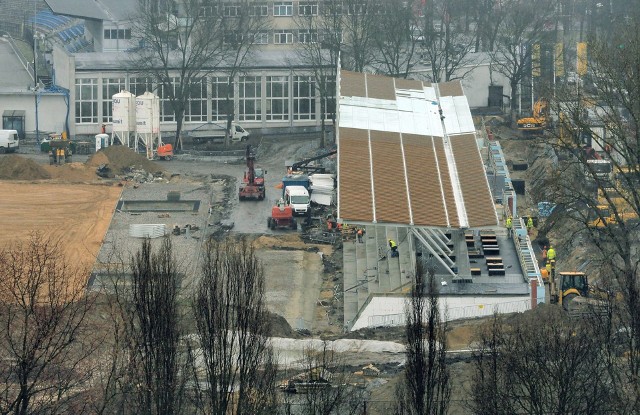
(389, 239), (398, 257)
(547, 245), (556, 261)
(357, 228), (364, 243)
(541, 267), (549, 281)
(506, 216), (513, 236)
(545, 261), (552, 278)
(526, 217), (534, 234)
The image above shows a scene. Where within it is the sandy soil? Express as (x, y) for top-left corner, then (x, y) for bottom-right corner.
(0, 182), (122, 271)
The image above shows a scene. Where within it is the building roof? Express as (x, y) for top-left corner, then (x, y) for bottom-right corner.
(336, 70), (497, 228)
(44, 0), (135, 22)
(73, 49), (325, 71)
(0, 39), (34, 93)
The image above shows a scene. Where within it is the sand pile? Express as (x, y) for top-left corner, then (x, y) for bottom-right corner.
(0, 155), (51, 180)
(87, 146), (164, 175)
(43, 162), (101, 182)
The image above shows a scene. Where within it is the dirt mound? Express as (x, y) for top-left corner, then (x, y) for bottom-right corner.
(87, 146), (164, 175)
(43, 162), (101, 182)
(0, 155), (51, 180)
(269, 311), (298, 338)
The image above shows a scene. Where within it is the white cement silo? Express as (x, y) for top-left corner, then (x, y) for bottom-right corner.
(111, 90), (136, 146)
(135, 91), (161, 159)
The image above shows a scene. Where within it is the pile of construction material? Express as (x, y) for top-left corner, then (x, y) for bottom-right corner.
(309, 173), (335, 206)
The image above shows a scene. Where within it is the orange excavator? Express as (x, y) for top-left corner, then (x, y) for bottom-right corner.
(239, 145), (266, 201)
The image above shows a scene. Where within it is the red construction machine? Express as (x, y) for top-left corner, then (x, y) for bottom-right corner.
(157, 143), (174, 160)
(239, 145), (266, 201)
(267, 199), (298, 230)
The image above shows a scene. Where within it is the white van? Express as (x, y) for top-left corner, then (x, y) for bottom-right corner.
(285, 185), (310, 215)
(189, 122), (250, 144)
(0, 130), (19, 153)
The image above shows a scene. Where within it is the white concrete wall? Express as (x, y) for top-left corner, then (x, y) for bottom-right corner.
(84, 20), (103, 52)
(409, 52), (511, 109)
(52, 45), (75, 91)
(350, 295), (531, 331)
(459, 62), (510, 108)
(0, 93), (68, 136)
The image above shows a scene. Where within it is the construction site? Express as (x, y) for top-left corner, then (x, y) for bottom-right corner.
(0, 68), (625, 413)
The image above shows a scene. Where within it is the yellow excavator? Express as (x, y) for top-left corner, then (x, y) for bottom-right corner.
(588, 193), (638, 228)
(517, 98), (548, 136)
(550, 271), (609, 314)
(48, 132), (73, 165)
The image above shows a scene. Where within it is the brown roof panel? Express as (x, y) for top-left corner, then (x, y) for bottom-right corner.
(402, 134), (448, 227)
(340, 70), (366, 98)
(365, 73), (396, 100)
(395, 78), (424, 90)
(338, 127), (374, 222)
(370, 130), (410, 224)
(438, 81), (464, 97)
(450, 134), (497, 227)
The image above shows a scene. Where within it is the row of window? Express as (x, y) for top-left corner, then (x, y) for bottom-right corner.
(104, 29), (131, 40)
(200, 2), (381, 18)
(225, 29), (319, 45)
(105, 28), (329, 47)
(75, 76), (335, 124)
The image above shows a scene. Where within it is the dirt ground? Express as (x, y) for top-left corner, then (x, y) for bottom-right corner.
(0, 147), (166, 275)
(0, 182), (122, 271)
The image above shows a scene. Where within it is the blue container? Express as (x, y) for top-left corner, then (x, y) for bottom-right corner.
(282, 174), (310, 197)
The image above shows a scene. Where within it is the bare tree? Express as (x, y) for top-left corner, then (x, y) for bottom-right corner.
(216, 0), (270, 146)
(489, 0), (557, 114)
(280, 342), (365, 415)
(470, 307), (615, 414)
(468, 314), (510, 415)
(471, 0), (506, 52)
(117, 238), (185, 415)
(191, 238), (277, 414)
(542, 11), (640, 411)
(130, 0), (225, 150)
(395, 262), (450, 415)
(131, 0), (267, 150)
(369, 1), (421, 78)
(0, 234), (94, 415)
(413, 0), (477, 82)
(339, 0), (378, 72)
(293, 0), (342, 148)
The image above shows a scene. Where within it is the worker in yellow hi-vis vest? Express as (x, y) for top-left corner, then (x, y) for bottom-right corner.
(526, 217), (534, 235)
(547, 246), (556, 261)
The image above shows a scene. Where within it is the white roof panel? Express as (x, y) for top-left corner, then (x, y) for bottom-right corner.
(440, 96), (460, 134)
(453, 96), (475, 133)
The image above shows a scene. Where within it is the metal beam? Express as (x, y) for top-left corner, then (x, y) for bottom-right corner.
(412, 229), (456, 277)
(417, 228), (454, 267)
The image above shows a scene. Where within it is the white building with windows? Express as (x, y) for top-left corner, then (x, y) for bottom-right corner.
(52, 49), (334, 137)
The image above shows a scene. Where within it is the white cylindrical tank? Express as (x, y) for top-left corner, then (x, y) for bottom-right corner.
(112, 90), (136, 132)
(136, 91), (160, 134)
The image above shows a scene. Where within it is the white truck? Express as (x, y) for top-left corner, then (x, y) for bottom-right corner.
(0, 130), (19, 153)
(187, 122), (250, 144)
(285, 185), (311, 216)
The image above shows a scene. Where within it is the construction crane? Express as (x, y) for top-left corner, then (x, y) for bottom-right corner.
(239, 145), (265, 201)
(287, 149), (337, 174)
